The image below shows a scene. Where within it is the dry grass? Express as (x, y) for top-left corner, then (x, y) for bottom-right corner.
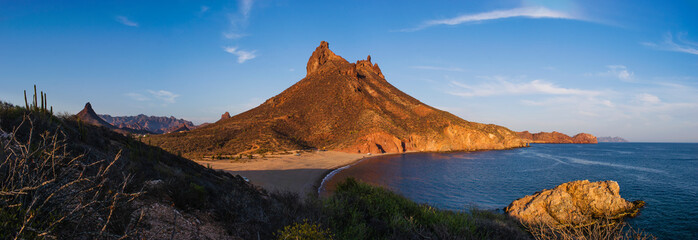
(0, 113), (144, 239)
(525, 219), (656, 240)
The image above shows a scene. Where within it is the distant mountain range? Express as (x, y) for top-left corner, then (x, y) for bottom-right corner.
(597, 136), (629, 142)
(517, 131), (597, 144)
(99, 114), (196, 134)
(147, 41), (526, 157)
(76, 102), (195, 134)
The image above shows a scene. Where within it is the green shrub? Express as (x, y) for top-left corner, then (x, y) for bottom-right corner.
(276, 220), (334, 240)
(321, 178), (530, 240)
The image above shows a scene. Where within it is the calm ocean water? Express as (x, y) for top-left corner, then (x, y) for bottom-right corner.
(321, 143), (698, 239)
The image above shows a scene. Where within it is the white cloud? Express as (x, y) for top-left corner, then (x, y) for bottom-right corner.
(147, 90), (179, 104)
(449, 77), (601, 97)
(637, 93), (661, 104)
(411, 65), (466, 72)
(606, 65), (634, 81)
(224, 46), (257, 63)
(643, 32), (698, 55)
(402, 7), (584, 32)
(116, 16), (139, 27)
(126, 93), (149, 101)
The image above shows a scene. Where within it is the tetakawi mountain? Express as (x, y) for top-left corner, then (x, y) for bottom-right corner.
(99, 114), (196, 134)
(147, 41), (525, 157)
(76, 102), (149, 135)
(517, 131), (598, 144)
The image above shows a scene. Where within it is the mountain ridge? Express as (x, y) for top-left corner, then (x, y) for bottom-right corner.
(516, 131), (597, 144)
(147, 41), (526, 157)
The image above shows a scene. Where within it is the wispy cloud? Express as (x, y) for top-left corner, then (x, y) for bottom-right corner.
(411, 65), (466, 72)
(606, 65), (634, 81)
(200, 5), (210, 14)
(147, 90), (179, 104)
(115, 16), (138, 27)
(401, 7), (583, 32)
(448, 77), (601, 97)
(636, 93), (661, 104)
(642, 32), (698, 55)
(224, 46), (256, 63)
(223, 32), (247, 40)
(125, 93), (149, 101)
(223, 0), (255, 38)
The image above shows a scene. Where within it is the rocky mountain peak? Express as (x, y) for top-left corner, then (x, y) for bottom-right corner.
(83, 102), (94, 113)
(306, 41), (345, 76)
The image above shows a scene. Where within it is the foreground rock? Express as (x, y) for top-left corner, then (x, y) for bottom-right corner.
(505, 180), (643, 227)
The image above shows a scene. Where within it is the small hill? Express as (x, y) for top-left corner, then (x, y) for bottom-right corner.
(597, 136), (629, 142)
(517, 131), (597, 144)
(148, 41), (525, 157)
(100, 114), (197, 134)
(167, 123), (190, 133)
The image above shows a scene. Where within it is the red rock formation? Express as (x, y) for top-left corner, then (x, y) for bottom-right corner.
(517, 131), (597, 144)
(148, 41), (525, 156)
(220, 112), (231, 121)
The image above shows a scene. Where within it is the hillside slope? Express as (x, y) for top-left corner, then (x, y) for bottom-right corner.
(148, 41), (525, 157)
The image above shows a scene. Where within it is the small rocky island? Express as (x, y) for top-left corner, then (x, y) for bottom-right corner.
(506, 180), (644, 227)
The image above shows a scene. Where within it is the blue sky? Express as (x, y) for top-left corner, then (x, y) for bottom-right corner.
(1, 0), (697, 142)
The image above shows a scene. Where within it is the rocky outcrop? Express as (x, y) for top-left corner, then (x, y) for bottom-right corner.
(506, 180), (643, 227)
(220, 112), (231, 121)
(517, 131), (597, 144)
(148, 41), (525, 157)
(597, 136), (629, 142)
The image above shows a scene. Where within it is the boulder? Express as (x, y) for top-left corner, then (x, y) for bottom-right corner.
(505, 180), (643, 227)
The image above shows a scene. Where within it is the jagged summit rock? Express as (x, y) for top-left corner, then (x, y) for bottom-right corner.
(148, 41), (525, 157)
(506, 180), (643, 227)
(220, 112), (231, 121)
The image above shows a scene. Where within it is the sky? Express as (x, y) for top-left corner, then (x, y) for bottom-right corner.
(1, 0), (697, 142)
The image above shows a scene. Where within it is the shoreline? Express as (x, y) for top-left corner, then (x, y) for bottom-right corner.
(313, 147), (526, 196)
(192, 147), (526, 197)
(314, 152), (403, 196)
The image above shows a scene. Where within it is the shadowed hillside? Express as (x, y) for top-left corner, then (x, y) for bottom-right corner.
(148, 41), (525, 158)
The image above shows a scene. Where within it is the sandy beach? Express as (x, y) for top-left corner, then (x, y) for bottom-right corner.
(196, 151), (367, 196)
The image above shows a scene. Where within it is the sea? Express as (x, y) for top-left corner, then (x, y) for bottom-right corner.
(320, 143), (698, 239)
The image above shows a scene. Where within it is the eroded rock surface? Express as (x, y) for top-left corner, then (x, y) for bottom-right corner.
(506, 180), (643, 227)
